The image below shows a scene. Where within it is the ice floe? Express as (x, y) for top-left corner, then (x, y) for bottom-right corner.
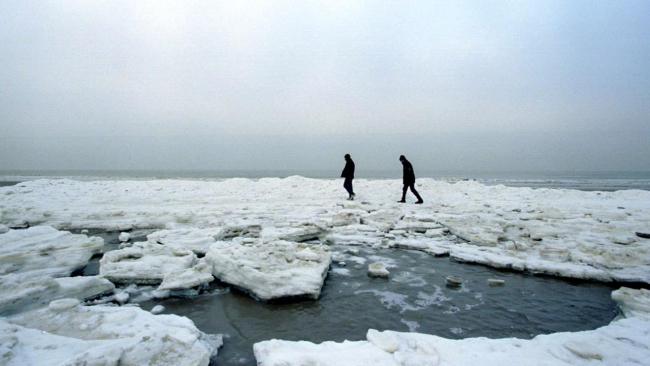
(2, 300), (222, 366)
(0, 274), (114, 316)
(368, 262), (390, 277)
(254, 287), (650, 366)
(147, 227), (225, 254)
(99, 241), (197, 284)
(118, 232), (131, 242)
(157, 258), (214, 292)
(205, 238), (331, 300)
(0, 226), (103, 278)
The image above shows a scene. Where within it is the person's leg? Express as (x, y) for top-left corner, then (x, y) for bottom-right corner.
(410, 184), (423, 203)
(399, 184), (407, 202)
(344, 178), (353, 196)
(349, 179), (354, 196)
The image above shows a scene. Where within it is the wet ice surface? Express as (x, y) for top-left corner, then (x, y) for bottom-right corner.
(135, 244), (617, 366)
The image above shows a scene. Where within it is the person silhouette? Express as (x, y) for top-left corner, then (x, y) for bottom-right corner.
(398, 155), (423, 204)
(341, 154), (355, 200)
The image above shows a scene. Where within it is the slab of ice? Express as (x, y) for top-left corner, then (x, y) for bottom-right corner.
(151, 305), (165, 314)
(393, 214), (444, 233)
(147, 227), (225, 254)
(0, 226), (103, 278)
(118, 232), (131, 242)
(223, 223), (262, 238)
(261, 224), (326, 242)
(3, 301), (222, 366)
(254, 287), (650, 366)
(158, 259), (214, 291)
(360, 210), (402, 232)
(0, 274), (114, 316)
(368, 262), (390, 278)
(331, 210), (365, 227)
(99, 242), (197, 284)
(205, 238), (331, 300)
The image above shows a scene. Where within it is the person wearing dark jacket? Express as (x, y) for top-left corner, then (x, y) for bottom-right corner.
(398, 155), (423, 204)
(341, 154), (355, 200)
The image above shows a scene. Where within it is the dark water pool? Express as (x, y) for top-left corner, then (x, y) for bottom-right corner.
(71, 230), (619, 365)
(127, 243), (618, 366)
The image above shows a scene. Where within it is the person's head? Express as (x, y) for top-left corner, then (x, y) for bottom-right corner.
(399, 155), (405, 162)
(344, 154), (350, 160)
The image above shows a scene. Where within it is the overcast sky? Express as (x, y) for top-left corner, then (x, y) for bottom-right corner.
(1, 1), (649, 172)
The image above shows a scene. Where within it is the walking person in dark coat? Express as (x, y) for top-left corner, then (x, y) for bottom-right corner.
(398, 155), (423, 204)
(341, 154), (355, 200)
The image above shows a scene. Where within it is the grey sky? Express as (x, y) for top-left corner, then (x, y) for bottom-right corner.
(1, 1), (649, 172)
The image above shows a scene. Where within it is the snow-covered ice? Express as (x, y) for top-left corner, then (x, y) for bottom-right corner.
(261, 223), (326, 242)
(2, 299), (222, 366)
(157, 258), (214, 292)
(0, 226), (103, 278)
(368, 262), (390, 277)
(0, 274), (114, 316)
(254, 287), (650, 366)
(2, 178), (649, 283)
(205, 238), (331, 300)
(151, 305), (165, 314)
(99, 241), (197, 284)
(2, 178), (650, 363)
(147, 227), (225, 254)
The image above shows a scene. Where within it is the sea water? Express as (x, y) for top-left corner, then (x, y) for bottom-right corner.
(77, 230), (620, 366)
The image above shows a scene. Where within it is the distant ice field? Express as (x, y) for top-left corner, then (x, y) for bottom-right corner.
(1, 169), (650, 191)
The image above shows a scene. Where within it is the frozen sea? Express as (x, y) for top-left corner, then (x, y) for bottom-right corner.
(1, 175), (650, 365)
(2, 169), (650, 191)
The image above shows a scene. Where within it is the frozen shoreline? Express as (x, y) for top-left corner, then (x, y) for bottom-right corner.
(1, 177), (649, 364)
(1, 177), (648, 283)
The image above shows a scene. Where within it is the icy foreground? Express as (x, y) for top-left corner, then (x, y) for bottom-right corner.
(1, 178), (649, 283)
(1, 299), (222, 366)
(254, 287), (650, 366)
(205, 238), (331, 300)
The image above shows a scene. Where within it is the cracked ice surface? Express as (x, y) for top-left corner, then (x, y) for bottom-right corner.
(254, 287), (650, 366)
(205, 238), (331, 300)
(1, 300), (222, 366)
(1, 178), (650, 283)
